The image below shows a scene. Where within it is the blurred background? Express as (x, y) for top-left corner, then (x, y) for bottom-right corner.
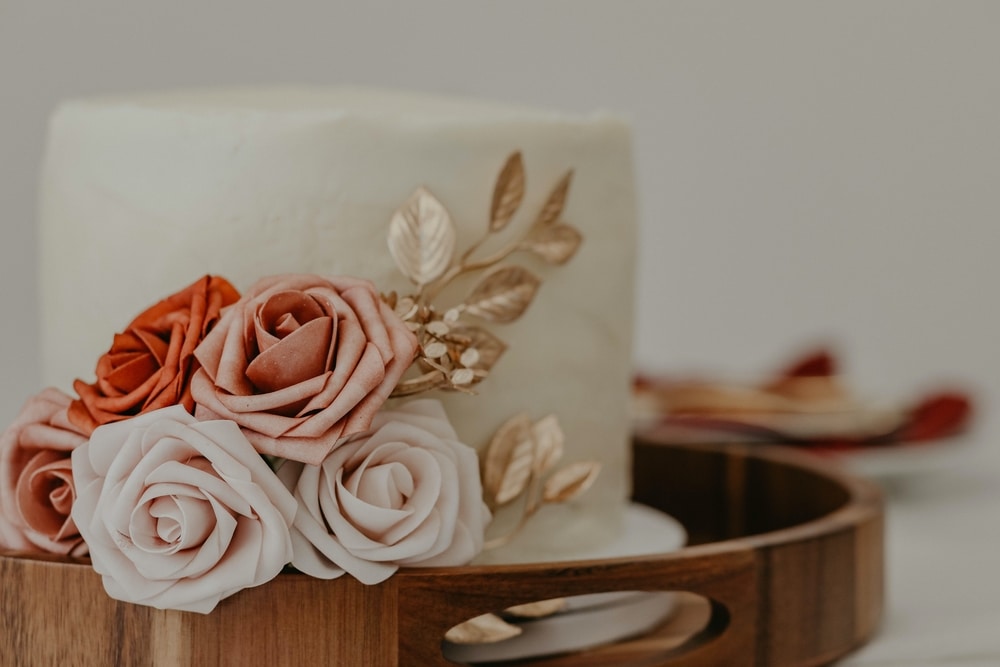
(1, 0), (997, 430)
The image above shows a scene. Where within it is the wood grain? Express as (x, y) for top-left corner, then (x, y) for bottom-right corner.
(0, 435), (883, 666)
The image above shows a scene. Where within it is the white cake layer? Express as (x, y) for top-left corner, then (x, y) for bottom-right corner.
(38, 87), (637, 562)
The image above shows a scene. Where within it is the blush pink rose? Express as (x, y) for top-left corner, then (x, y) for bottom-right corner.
(277, 399), (490, 584)
(71, 406), (296, 613)
(191, 274), (418, 465)
(0, 388), (88, 556)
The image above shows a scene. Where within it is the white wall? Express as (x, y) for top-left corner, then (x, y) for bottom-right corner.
(2, 1), (999, 432)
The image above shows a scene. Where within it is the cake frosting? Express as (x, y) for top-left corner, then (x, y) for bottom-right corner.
(37, 87), (637, 562)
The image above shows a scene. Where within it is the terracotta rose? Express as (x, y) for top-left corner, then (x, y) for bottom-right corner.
(277, 399), (490, 584)
(69, 275), (240, 434)
(191, 274), (418, 465)
(0, 388), (88, 556)
(71, 406), (296, 613)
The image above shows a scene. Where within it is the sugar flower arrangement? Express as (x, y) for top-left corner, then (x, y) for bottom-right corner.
(0, 153), (600, 614)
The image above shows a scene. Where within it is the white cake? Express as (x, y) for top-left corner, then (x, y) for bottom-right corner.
(38, 87), (638, 563)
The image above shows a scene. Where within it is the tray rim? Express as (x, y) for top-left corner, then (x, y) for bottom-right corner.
(0, 437), (885, 667)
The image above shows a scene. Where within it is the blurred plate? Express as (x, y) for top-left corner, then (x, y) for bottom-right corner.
(823, 436), (975, 479)
(444, 503), (687, 663)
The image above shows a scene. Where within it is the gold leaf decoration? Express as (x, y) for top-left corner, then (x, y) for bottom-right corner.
(385, 152), (583, 404)
(494, 434), (536, 506)
(445, 613), (523, 645)
(482, 413), (532, 502)
(463, 266), (541, 323)
(390, 369), (447, 397)
(521, 222), (583, 265)
(388, 187), (456, 286)
(450, 368), (475, 386)
(490, 151), (525, 232)
(505, 598), (568, 619)
(450, 325), (507, 375)
(542, 461), (602, 503)
(534, 170), (573, 227)
(481, 414), (602, 551)
(531, 414), (564, 475)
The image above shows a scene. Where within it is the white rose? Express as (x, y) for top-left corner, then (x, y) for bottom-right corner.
(71, 406), (296, 613)
(278, 399), (490, 584)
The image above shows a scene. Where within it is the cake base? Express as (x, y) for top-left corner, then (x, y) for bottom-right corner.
(0, 435), (883, 666)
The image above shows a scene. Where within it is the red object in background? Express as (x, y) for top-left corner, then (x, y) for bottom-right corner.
(635, 348), (975, 451)
(777, 349), (837, 378)
(895, 392), (972, 442)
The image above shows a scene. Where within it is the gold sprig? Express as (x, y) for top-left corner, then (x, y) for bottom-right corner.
(480, 413), (601, 550)
(382, 152), (599, 562)
(386, 151), (583, 398)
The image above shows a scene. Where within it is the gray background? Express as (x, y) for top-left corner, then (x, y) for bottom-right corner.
(2, 1), (998, 433)
(4, 4), (1000, 663)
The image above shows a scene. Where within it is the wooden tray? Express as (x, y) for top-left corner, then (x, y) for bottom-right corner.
(0, 432), (883, 666)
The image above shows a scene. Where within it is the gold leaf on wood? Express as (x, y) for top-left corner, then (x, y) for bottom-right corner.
(445, 613), (523, 645)
(542, 461), (601, 503)
(534, 170), (573, 228)
(388, 187), (456, 286)
(505, 598), (568, 619)
(463, 266), (541, 323)
(482, 413), (533, 502)
(490, 152), (525, 232)
(521, 222), (583, 265)
(531, 414), (564, 475)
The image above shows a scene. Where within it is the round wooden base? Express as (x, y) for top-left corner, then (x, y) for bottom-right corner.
(0, 433), (883, 666)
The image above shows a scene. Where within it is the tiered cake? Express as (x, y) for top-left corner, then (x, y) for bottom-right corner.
(36, 87), (638, 564)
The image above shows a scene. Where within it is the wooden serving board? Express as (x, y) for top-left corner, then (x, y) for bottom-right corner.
(0, 433), (883, 666)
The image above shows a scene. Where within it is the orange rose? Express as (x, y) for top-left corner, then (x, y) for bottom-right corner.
(68, 275), (240, 434)
(0, 388), (88, 555)
(191, 274), (418, 465)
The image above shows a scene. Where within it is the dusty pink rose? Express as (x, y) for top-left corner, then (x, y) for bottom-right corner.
(191, 274), (418, 465)
(277, 399), (490, 584)
(71, 406), (296, 613)
(0, 388), (88, 556)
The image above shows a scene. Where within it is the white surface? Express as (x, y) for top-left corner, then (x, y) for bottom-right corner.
(554, 501), (686, 560)
(2, 3), (1000, 664)
(841, 420), (1000, 666)
(834, 436), (978, 480)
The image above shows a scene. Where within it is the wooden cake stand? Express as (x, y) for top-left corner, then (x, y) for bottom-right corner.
(0, 430), (883, 666)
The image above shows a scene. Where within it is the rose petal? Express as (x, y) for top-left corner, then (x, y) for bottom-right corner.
(70, 406), (295, 613)
(17, 452), (76, 537)
(352, 461), (413, 509)
(190, 274), (418, 464)
(1, 388), (87, 555)
(70, 276), (239, 435)
(246, 317), (334, 394)
(282, 399), (489, 580)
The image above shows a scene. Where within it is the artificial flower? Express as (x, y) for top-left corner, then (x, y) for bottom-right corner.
(69, 275), (240, 433)
(0, 388), (87, 555)
(278, 399), (490, 584)
(71, 406), (295, 613)
(191, 274), (418, 465)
